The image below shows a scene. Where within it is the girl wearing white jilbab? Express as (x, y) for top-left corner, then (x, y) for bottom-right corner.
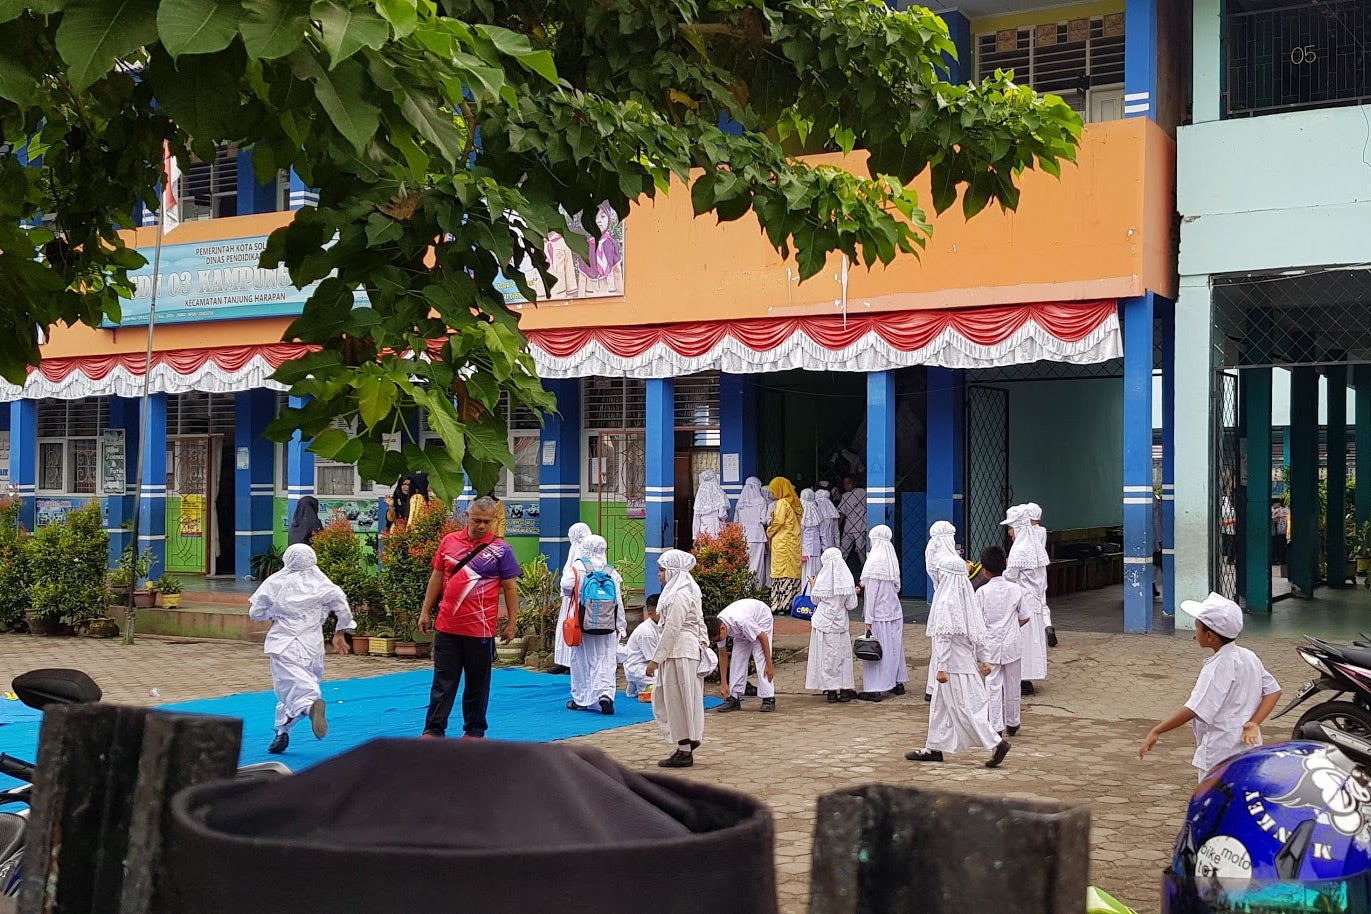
(806, 547), (858, 703)
(648, 550), (709, 768)
(553, 522), (592, 669)
(906, 523), (1011, 768)
(799, 488), (823, 582)
(1025, 501), (1056, 644)
(692, 469), (730, 540)
(857, 525), (908, 701)
(923, 523), (962, 700)
(734, 476), (771, 586)
(563, 534), (626, 715)
(1004, 504), (1049, 690)
(814, 488), (841, 552)
(248, 544), (354, 755)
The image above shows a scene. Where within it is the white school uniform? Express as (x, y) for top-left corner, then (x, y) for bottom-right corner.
(975, 576), (1029, 733)
(563, 558), (627, 708)
(718, 598), (775, 699)
(861, 578), (907, 693)
(1185, 641), (1281, 778)
(1005, 510), (1049, 682)
(651, 571), (708, 746)
(621, 616), (660, 698)
(734, 479), (772, 587)
(925, 630), (1002, 753)
(806, 591), (856, 691)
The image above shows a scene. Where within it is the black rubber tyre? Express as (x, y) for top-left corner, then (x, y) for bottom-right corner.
(1293, 700), (1371, 742)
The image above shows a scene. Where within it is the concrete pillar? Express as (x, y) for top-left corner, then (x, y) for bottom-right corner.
(1124, 0), (1158, 118)
(1326, 366), (1348, 587)
(926, 367), (964, 532)
(1242, 369), (1273, 610)
(287, 168), (318, 211)
(1160, 297), (1177, 615)
(1289, 368), (1319, 597)
(1174, 276), (1215, 628)
(644, 378), (675, 594)
(719, 373), (757, 508)
(235, 389), (277, 579)
(1192, 0), (1222, 123)
(137, 394), (168, 575)
(537, 378), (582, 573)
(937, 11), (972, 84)
(103, 398), (138, 566)
(235, 149), (279, 215)
(867, 371), (896, 530)
(1357, 366), (1371, 530)
(285, 395), (315, 523)
(9, 400), (36, 530)
(1122, 295), (1155, 633)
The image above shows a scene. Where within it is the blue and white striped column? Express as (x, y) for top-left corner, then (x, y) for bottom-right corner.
(9, 399), (36, 531)
(1124, 0), (1158, 119)
(236, 389), (278, 578)
(537, 378), (582, 572)
(926, 367), (964, 533)
(719, 373), (756, 508)
(867, 371), (896, 530)
(644, 378), (675, 594)
(285, 394), (315, 529)
(1160, 298), (1177, 615)
(1122, 295), (1155, 633)
(137, 394), (169, 575)
(287, 169), (319, 211)
(102, 398), (136, 565)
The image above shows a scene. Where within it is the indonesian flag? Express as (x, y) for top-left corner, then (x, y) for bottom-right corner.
(161, 141), (180, 231)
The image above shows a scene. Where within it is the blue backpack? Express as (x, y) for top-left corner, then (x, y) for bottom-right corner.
(578, 560), (619, 634)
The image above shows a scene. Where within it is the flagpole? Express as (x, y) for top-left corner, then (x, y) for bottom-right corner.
(124, 149), (173, 645)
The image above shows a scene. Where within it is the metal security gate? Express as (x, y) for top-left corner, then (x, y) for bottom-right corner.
(964, 385), (1011, 560)
(591, 431), (646, 592)
(1215, 369), (1240, 600)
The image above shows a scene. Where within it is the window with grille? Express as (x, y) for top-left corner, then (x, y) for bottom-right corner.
(315, 417), (374, 498)
(582, 379), (647, 500)
(583, 378), (646, 430)
(167, 393), (235, 435)
(1224, 0), (1371, 117)
(36, 398), (108, 495)
(673, 372), (721, 447)
(976, 16), (1126, 121)
(178, 145), (239, 222)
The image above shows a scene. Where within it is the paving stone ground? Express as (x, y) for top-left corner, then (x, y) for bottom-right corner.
(0, 625), (1318, 914)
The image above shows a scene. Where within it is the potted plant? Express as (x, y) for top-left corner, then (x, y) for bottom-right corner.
(153, 574), (183, 608)
(693, 524), (770, 615)
(379, 502), (459, 659)
(250, 543), (284, 580)
(0, 491), (32, 633)
(313, 518), (385, 653)
(516, 556), (560, 669)
(25, 502), (111, 636)
(81, 616), (121, 638)
(111, 545), (158, 607)
(367, 625), (397, 656)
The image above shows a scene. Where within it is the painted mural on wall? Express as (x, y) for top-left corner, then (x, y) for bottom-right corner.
(496, 203), (625, 305)
(35, 498), (103, 528)
(323, 500), (381, 532)
(504, 500), (540, 537)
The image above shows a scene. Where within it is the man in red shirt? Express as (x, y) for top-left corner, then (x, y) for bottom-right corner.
(419, 496), (522, 738)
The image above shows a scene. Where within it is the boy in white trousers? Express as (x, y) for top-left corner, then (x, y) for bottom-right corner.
(710, 597), (777, 713)
(621, 594), (661, 700)
(974, 546), (1030, 736)
(1139, 592), (1282, 781)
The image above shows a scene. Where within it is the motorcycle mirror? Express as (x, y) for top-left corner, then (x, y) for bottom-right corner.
(1317, 724), (1371, 766)
(11, 669), (102, 711)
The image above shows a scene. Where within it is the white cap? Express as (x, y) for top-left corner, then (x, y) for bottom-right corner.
(1000, 504), (1028, 527)
(1180, 592), (1243, 639)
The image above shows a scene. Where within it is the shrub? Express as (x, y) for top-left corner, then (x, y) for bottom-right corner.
(250, 543), (284, 580)
(313, 518), (383, 633)
(27, 501), (111, 626)
(0, 494), (32, 631)
(380, 499), (461, 642)
(693, 523), (769, 615)
(515, 556), (560, 650)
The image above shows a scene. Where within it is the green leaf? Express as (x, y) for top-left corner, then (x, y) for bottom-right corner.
(0, 0), (67, 23)
(515, 49), (557, 85)
(271, 348), (344, 385)
(153, 52), (241, 141)
(399, 87), (465, 166)
(402, 441), (465, 503)
(463, 413), (512, 470)
(239, 0), (308, 58)
(290, 51), (379, 153)
(0, 54), (38, 104)
(158, 0), (242, 57)
(311, 0), (389, 68)
(375, 0), (416, 37)
(55, 0), (159, 90)
(356, 373), (399, 429)
(309, 427), (359, 461)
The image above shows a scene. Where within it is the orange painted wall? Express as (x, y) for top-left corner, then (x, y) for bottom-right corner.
(41, 118), (1174, 360)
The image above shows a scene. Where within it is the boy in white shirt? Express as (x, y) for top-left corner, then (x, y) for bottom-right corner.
(974, 546), (1030, 736)
(709, 597), (776, 713)
(1138, 592), (1282, 781)
(621, 594), (661, 700)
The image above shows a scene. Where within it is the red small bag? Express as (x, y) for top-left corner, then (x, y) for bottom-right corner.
(562, 567), (583, 647)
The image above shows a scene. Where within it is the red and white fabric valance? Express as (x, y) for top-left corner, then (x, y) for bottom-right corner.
(525, 301), (1121, 378)
(0, 344), (304, 401)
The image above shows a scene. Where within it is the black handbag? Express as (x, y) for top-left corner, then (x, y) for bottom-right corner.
(852, 635), (883, 662)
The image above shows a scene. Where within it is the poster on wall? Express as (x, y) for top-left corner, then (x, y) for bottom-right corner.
(0, 431), (8, 485)
(100, 430), (126, 496)
(319, 499), (381, 533)
(35, 499), (97, 527)
(179, 495), (204, 538)
(495, 202), (626, 305)
(110, 235), (362, 326)
(504, 500), (540, 537)
(625, 497), (646, 520)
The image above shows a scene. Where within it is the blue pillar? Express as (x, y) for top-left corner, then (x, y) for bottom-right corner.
(9, 400), (36, 530)
(287, 169), (317, 211)
(286, 395), (315, 524)
(926, 367), (965, 533)
(1289, 368), (1319, 597)
(0, 406), (8, 491)
(138, 394), (168, 575)
(1122, 295), (1155, 633)
(1160, 298), (1177, 615)
(1327, 366), (1348, 588)
(104, 398), (138, 565)
(937, 11), (972, 83)
(719, 373), (757, 508)
(236, 149), (280, 215)
(867, 371), (896, 530)
(1125, 0), (1159, 118)
(1356, 366), (1371, 530)
(236, 389), (277, 579)
(1243, 369), (1273, 610)
(538, 378), (582, 572)
(644, 378), (675, 594)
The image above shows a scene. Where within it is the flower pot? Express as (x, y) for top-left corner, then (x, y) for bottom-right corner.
(1358, 556), (1371, 574)
(495, 640), (525, 665)
(349, 635), (371, 654)
(25, 613), (59, 636)
(395, 641), (432, 659)
(133, 590), (156, 609)
(161, 593), (182, 609)
(368, 637), (397, 656)
(82, 617), (120, 639)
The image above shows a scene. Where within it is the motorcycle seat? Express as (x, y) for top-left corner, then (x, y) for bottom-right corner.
(1323, 643), (1371, 670)
(0, 812), (25, 862)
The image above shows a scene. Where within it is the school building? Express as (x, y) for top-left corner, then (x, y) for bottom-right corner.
(1, 0), (1199, 632)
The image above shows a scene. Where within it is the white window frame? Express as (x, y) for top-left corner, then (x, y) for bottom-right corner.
(313, 418), (374, 499)
(580, 378), (647, 501)
(177, 144), (239, 222)
(35, 398), (106, 496)
(36, 438), (67, 495)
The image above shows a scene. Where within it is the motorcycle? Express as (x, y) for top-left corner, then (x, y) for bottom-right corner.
(1272, 635), (1371, 740)
(0, 668), (289, 898)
